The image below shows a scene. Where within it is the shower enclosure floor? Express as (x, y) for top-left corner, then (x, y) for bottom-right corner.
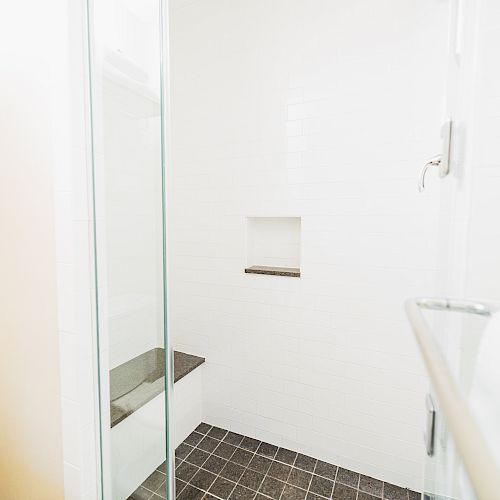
(129, 423), (419, 500)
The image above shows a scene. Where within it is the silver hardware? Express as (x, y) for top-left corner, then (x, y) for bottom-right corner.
(416, 297), (494, 316)
(418, 119), (453, 192)
(424, 393), (436, 456)
(419, 155), (442, 192)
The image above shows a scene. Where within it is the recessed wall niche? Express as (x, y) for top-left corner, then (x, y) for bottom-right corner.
(245, 217), (301, 277)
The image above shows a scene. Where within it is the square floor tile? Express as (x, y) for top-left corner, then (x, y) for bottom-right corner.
(190, 469), (217, 491)
(203, 455), (228, 475)
(248, 455), (272, 475)
(208, 426), (228, 440)
(294, 454), (317, 473)
(287, 468), (312, 490)
(358, 493), (379, 500)
(240, 437), (260, 452)
(214, 442), (237, 460)
(314, 460), (337, 481)
(176, 478), (187, 497)
(359, 475), (383, 497)
(239, 469), (265, 491)
(332, 483), (357, 500)
(195, 423), (212, 435)
(256, 442), (278, 459)
(231, 448), (253, 467)
(220, 461), (246, 483)
(336, 468), (359, 488)
(186, 448), (210, 467)
(309, 475), (333, 498)
(157, 460), (167, 472)
(275, 448), (297, 465)
(229, 485), (256, 500)
(198, 437), (219, 453)
(185, 432), (204, 447)
(154, 483), (167, 499)
(128, 486), (152, 500)
(383, 483), (408, 500)
(408, 491), (420, 500)
(143, 470), (166, 492)
(258, 476), (285, 500)
(224, 432), (244, 447)
(209, 477), (237, 499)
(268, 461), (292, 482)
(177, 485), (205, 500)
(282, 484), (307, 500)
(177, 462), (199, 483)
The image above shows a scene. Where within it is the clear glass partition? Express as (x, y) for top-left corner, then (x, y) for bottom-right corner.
(86, 0), (169, 497)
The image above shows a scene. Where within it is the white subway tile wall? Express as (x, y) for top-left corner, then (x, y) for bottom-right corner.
(168, 0), (449, 491)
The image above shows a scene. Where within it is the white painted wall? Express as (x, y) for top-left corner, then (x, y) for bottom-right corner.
(168, 0), (449, 490)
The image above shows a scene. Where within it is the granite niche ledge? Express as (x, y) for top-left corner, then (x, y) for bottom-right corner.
(244, 265), (300, 277)
(110, 348), (205, 428)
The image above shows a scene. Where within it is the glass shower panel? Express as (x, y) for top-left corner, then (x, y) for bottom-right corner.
(87, 0), (168, 498)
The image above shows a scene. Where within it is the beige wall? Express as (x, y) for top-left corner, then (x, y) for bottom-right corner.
(0, 1), (65, 498)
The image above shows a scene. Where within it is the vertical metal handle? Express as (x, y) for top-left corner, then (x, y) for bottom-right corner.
(424, 393), (436, 456)
(418, 155), (442, 192)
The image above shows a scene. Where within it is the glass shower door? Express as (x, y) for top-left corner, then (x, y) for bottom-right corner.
(86, 0), (169, 498)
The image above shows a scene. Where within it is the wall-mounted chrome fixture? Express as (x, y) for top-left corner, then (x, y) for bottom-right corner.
(418, 119), (452, 192)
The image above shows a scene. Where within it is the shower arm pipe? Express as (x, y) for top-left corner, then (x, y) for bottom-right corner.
(405, 297), (500, 500)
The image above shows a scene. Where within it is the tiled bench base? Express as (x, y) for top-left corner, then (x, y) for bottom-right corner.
(129, 423), (420, 500)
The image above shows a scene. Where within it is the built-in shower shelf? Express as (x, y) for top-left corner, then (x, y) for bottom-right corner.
(244, 265), (300, 277)
(110, 348), (205, 427)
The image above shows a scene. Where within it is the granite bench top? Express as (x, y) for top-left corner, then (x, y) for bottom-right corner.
(110, 348), (204, 427)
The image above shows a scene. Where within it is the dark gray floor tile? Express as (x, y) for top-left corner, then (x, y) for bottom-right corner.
(332, 483), (357, 500)
(209, 477), (237, 499)
(336, 468), (359, 488)
(275, 448), (297, 465)
(198, 436), (220, 453)
(176, 479), (187, 497)
(309, 475), (334, 498)
(143, 470), (166, 492)
(156, 460), (167, 472)
(305, 494), (323, 500)
(314, 460), (337, 481)
(208, 426), (228, 440)
(177, 462), (199, 483)
(248, 454), (272, 475)
(358, 493), (379, 500)
(254, 495), (268, 500)
(128, 486), (152, 500)
(267, 461), (292, 482)
(258, 476), (285, 500)
(224, 432), (244, 447)
(229, 485), (257, 500)
(256, 442), (278, 459)
(294, 454), (317, 473)
(177, 444), (195, 460)
(220, 461), (246, 483)
(231, 448), (254, 467)
(359, 475), (383, 497)
(287, 467), (312, 490)
(154, 483), (167, 499)
(196, 423), (212, 434)
(282, 484), (307, 500)
(185, 432), (204, 447)
(203, 454), (228, 475)
(177, 485), (205, 500)
(151, 495), (164, 500)
(408, 491), (420, 500)
(383, 483), (408, 500)
(214, 442), (237, 460)
(239, 469), (265, 491)
(176, 458), (182, 468)
(186, 448), (210, 467)
(203, 495), (218, 500)
(240, 437), (260, 452)
(190, 469), (217, 491)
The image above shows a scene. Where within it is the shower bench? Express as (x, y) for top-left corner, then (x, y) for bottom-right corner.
(110, 348), (205, 498)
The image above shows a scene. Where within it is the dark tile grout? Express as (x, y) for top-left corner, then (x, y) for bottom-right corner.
(132, 423), (419, 500)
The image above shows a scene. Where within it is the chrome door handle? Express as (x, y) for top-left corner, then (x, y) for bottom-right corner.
(419, 155), (442, 192)
(424, 393), (436, 456)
